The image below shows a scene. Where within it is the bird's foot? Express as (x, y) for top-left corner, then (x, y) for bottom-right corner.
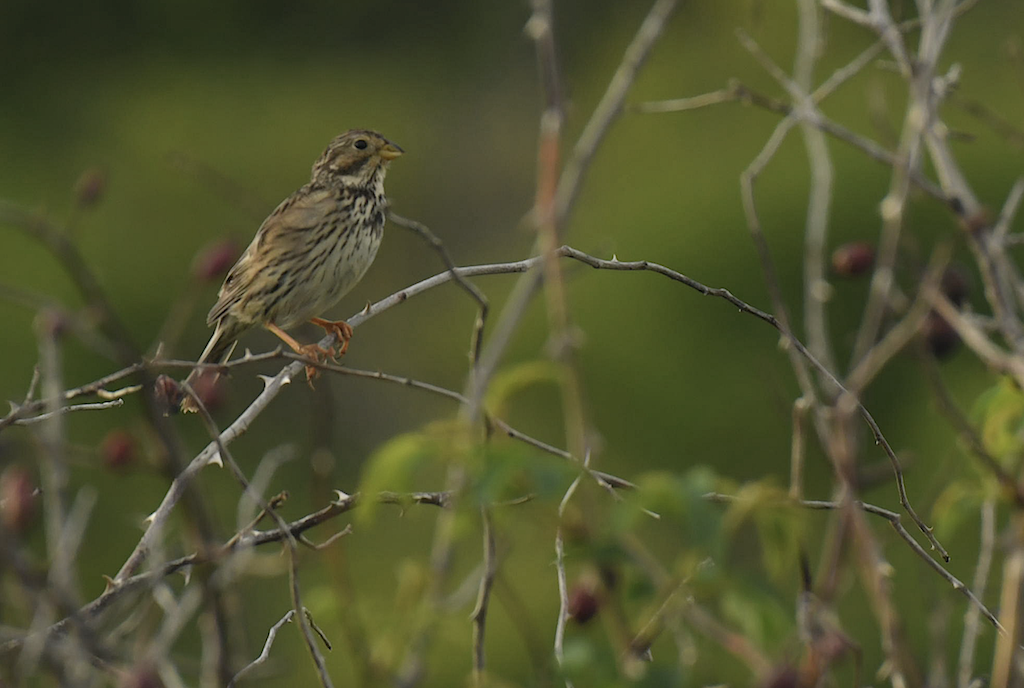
(296, 343), (333, 386)
(309, 317), (354, 360)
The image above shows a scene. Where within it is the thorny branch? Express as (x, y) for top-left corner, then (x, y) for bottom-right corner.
(388, 212), (489, 370)
(0, 490), (451, 656)
(6, 243), (952, 577)
(702, 493), (1001, 635)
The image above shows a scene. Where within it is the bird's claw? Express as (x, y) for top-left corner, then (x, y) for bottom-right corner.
(297, 343), (332, 386)
(310, 318), (353, 360)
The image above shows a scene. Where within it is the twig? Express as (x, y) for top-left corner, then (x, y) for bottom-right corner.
(928, 292), (1024, 388)
(738, 90), (819, 409)
(1, 361), (148, 431)
(704, 493), (1001, 633)
(844, 244), (951, 395)
(560, 245), (947, 559)
(0, 200), (139, 364)
(789, 396), (810, 501)
(957, 500), (996, 688)
(142, 586), (204, 684)
(554, 462), (586, 688)
(0, 490), (449, 657)
(466, 0), (678, 426)
(529, 0), (589, 473)
(470, 507), (497, 686)
(681, 600), (773, 677)
(989, 513), (1024, 686)
(793, 0), (839, 381)
(279, 353), (640, 499)
(34, 313), (71, 597)
(227, 610), (295, 687)
(552, 0), (678, 227)
(12, 399), (124, 425)
(990, 179), (1024, 316)
(389, 212), (489, 369)
(729, 81), (946, 202)
(993, 177), (1024, 245)
(630, 578), (687, 660)
(917, 348), (1023, 504)
(632, 89), (734, 113)
(738, 24), (840, 383)
(831, 398), (912, 687)
(182, 385), (334, 688)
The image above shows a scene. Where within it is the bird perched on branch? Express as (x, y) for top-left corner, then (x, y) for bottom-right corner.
(180, 129), (403, 413)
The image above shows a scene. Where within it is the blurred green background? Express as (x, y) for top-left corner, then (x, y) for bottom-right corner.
(2, 0), (1023, 685)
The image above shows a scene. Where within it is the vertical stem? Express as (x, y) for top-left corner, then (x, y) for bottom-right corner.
(36, 314), (69, 575)
(993, 513), (1024, 687)
(471, 507), (497, 686)
(958, 500), (995, 688)
(789, 396), (809, 500)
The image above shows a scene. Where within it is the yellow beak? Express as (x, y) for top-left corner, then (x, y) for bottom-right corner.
(380, 142), (404, 161)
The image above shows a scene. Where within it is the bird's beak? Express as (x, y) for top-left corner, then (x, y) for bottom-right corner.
(379, 142), (404, 161)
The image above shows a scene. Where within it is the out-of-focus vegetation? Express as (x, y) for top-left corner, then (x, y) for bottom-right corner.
(1, 1), (1023, 686)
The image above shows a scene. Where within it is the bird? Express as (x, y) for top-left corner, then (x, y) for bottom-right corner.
(179, 129), (403, 413)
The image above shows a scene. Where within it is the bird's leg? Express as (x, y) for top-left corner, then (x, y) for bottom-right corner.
(265, 322), (328, 383)
(309, 317), (354, 359)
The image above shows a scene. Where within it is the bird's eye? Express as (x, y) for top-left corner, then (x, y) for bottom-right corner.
(354, 139), (368, 150)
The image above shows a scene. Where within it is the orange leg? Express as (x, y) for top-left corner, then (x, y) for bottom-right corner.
(265, 322), (329, 383)
(309, 317), (354, 359)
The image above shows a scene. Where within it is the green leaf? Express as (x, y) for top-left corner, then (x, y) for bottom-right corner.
(485, 359), (563, 417)
(721, 479), (804, 583)
(973, 377), (1024, 468)
(358, 431), (437, 522)
(720, 585), (793, 650)
(470, 442), (576, 506)
(611, 467), (726, 559)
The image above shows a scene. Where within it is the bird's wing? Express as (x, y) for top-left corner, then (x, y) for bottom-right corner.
(206, 186), (336, 326)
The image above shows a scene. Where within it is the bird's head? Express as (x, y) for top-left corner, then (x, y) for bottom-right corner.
(311, 129), (403, 187)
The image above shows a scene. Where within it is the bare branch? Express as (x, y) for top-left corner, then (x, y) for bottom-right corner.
(12, 399), (124, 425)
(389, 212), (489, 369)
(554, 459), (587, 688)
(560, 245), (947, 559)
(957, 500), (996, 688)
(182, 385), (334, 688)
(704, 493), (1001, 634)
(227, 610), (295, 687)
(470, 508), (497, 685)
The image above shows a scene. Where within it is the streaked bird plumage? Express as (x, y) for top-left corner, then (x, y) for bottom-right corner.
(180, 129), (402, 412)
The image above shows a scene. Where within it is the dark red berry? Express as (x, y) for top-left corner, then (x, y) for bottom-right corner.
(923, 311), (960, 358)
(567, 584), (600, 624)
(940, 264), (971, 307)
(193, 239), (241, 282)
(101, 429), (137, 471)
(831, 242), (875, 277)
(0, 465), (37, 533)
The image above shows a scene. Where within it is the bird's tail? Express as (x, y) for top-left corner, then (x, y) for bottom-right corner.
(180, 320), (240, 414)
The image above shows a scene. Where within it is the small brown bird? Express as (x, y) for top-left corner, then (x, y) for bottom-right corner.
(180, 129), (403, 413)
